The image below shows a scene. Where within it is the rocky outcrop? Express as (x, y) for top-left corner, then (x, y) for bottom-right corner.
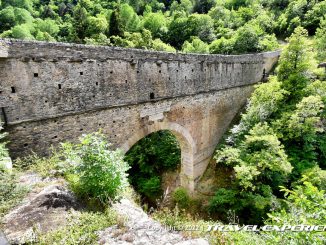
(2, 175), (82, 244)
(2, 173), (209, 244)
(98, 198), (209, 245)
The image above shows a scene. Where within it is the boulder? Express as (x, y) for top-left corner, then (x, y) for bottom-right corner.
(3, 184), (82, 244)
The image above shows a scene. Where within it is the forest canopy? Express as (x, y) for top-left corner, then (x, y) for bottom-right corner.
(0, 0), (325, 54)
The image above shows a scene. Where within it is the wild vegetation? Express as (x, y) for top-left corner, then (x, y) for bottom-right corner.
(0, 0), (324, 54)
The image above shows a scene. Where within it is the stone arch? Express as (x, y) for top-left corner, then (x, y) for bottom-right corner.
(120, 121), (197, 192)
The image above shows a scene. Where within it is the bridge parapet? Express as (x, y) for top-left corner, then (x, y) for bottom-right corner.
(0, 39), (280, 125)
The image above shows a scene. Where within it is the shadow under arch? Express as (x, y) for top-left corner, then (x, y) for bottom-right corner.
(120, 121), (197, 191)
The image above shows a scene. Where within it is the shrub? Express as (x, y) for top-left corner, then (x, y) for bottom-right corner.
(138, 176), (162, 202)
(172, 187), (191, 210)
(62, 132), (130, 204)
(265, 182), (326, 244)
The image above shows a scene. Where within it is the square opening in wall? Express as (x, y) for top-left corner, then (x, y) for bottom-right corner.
(34, 73), (38, 77)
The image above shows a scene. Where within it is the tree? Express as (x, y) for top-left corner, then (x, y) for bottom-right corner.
(186, 14), (215, 43)
(265, 182), (326, 244)
(34, 18), (60, 38)
(193, 0), (216, 14)
(11, 23), (34, 39)
(0, 6), (16, 32)
(166, 16), (189, 49)
(182, 37), (209, 53)
(233, 23), (263, 54)
(72, 4), (88, 42)
(109, 5), (123, 37)
(120, 3), (140, 32)
(170, 0), (194, 15)
(124, 130), (180, 203)
(315, 16), (326, 62)
(151, 38), (176, 52)
(142, 12), (167, 39)
(209, 37), (235, 54)
(85, 14), (108, 37)
(277, 27), (310, 99)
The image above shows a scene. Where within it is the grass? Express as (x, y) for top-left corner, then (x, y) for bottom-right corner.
(151, 207), (266, 245)
(37, 209), (119, 245)
(0, 168), (29, 222)
(14, 150), (65, 178)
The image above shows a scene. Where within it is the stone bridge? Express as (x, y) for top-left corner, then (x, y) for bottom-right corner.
(0, 39), (280, 191)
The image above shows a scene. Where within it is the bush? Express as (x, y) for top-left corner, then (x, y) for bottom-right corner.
(138, 176), (162, 202)
(172, 187), (191, 210)
(62, 132), (130, 204)
(265, 182), (326, 244)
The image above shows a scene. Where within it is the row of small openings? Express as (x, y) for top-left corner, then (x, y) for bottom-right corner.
(32, 67), (192, 79)
(34, 72), (85, 77)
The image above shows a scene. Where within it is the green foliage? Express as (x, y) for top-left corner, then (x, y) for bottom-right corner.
(277, 27), (311, 98)
(138, 176), (161, 202)
(85, 14), (108, 38)
(265, 181), (326, 244)
(315, 16), (326, 62)
(227, 77), (287, 143)
(151, 38), (176, 52)
(120, 3), (140, 32)
(212, 123), (291, 223)
(0, 166), (29, 219)
(0, 122), (8, 160)
(182, 37), (209, 53)
(142, 12), (167, 39)
(14, 150), (64, 178)
(209, 22), (278, 54)
(172, 187), (191, 210)
(216, 123), (292, 190)
(38, 209), (118, 244)
(62, 132), (130, 204)
(124, 130), (180, 203)
(1, 0), (310, 54)
(211, 22), (326, 225)
(209, 37), (235, 54)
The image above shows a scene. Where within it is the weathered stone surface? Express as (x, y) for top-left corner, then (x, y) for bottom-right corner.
(3, 182), (82, 244)
(0, 39), (280, 191)
(0, 231), (9, 245)
(98, 198), (209, 245)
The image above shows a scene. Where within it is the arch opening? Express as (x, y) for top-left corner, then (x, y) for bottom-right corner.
(121, 122), (196, 206)
(124, 130), (181, 207)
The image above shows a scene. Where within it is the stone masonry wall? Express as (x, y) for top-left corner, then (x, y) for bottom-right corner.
(0, 39), (280, 191)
